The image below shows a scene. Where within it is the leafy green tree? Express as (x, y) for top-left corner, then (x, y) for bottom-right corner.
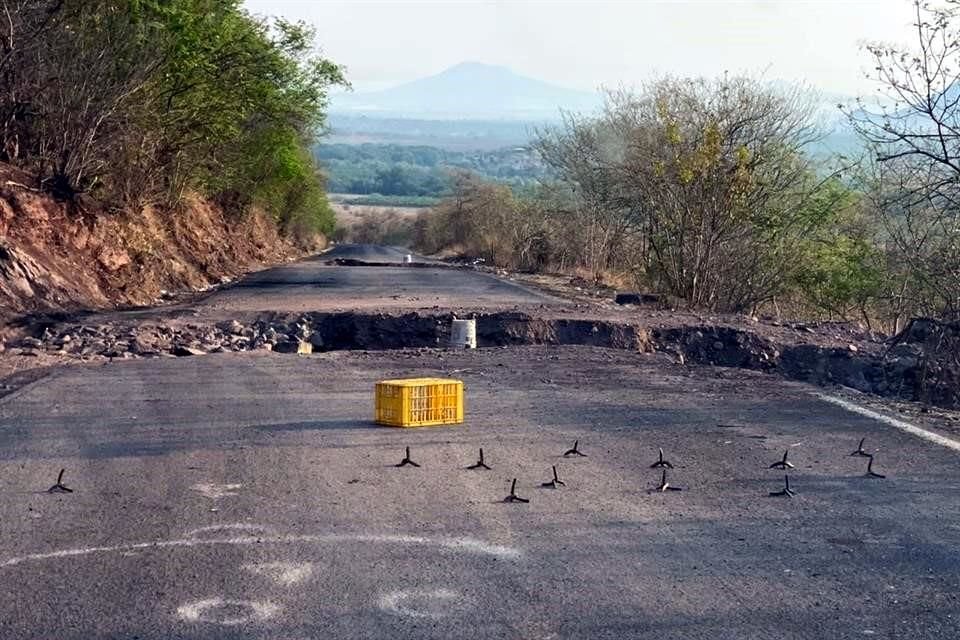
(0, 0), (345, 237)
(790, 179), (886, 324)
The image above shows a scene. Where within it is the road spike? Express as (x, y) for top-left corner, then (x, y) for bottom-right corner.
(563, 440), (586, 457)
(769, 474), (796, 497)
(540, 465), (566, 488)
(652, 468), (682, 492)
(850, 437), (871, 457)
(865, 454), (886, 478)
(47, 468), (74, 494)
(395, 446), (420, 468)
(769, 449), (794, 469)
(650, 447), (674, 469)
(467, 447), (491, 470)
(503, 478), (529, 503)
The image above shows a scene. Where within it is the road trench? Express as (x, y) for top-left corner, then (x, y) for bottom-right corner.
(11, 309), (957, 409)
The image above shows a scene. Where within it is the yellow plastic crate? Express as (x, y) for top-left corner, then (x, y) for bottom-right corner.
(375, 378), (464, 427)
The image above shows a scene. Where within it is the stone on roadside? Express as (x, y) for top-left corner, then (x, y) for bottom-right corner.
(171, 345), (206, 357)
(216, 319), (244, 335)
(272, 339), (301, 354)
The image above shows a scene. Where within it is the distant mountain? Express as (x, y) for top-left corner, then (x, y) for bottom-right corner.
(331, 62), (601, 119)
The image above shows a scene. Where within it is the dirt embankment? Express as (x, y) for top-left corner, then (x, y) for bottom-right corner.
(0, 163), (317, 323)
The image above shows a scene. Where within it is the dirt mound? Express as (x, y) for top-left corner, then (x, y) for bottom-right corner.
(0, 163), (315, 323)
(887, 318), (960, 408)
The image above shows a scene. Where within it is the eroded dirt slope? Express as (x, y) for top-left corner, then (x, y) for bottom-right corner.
(0, 163), (317, 322)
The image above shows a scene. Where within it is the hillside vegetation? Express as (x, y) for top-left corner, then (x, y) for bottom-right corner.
(1, 0), (344, 237)
(325, 114), (537, 150)
(316, 143), (547, 199)
(416, 3), (960, 333)
(0, 1), (345, 315)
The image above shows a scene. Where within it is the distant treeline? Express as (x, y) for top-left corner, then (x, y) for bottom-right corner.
(314, 143), (549, 197)
(326, 114), (538, 150)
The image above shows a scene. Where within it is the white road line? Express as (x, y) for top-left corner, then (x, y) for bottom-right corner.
(815, 393), (960, 453)
(0, 533), (521, 568)
(185, 523), (276, 538)
(191, 483), (242, 499)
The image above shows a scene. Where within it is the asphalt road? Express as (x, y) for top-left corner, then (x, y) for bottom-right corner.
(0, 345), (958, 639)
(117, 243), (557, 321)
(319, 244), (422, 263)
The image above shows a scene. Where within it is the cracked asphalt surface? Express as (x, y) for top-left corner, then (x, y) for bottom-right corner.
(0, 252), (958, 639)
(103, 244), (560, 323)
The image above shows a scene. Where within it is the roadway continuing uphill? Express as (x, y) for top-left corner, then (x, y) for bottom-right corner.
(319, 244), (420, 263)
(104, 243), (557, 322)
(0, 247), (959, 639)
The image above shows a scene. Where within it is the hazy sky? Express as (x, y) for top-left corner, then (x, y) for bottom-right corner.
(242, 1), (918, 97)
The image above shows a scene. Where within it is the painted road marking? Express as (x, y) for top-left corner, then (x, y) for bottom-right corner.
(815, 393), (960, 453)
(177, 598), (279, 625)
(243, 561), (314, 586)
(192, 483), (242, 499)
(0, 533), (521, 568)
(185, 523), (276, 539)
(378, 588), (460, 619)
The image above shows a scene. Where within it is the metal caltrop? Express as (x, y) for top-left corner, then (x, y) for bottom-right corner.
(503, 478), (529, 503)
(47, 468), (73, 494)
(395, 446), (420, 468)
(467, 448), (491, 470)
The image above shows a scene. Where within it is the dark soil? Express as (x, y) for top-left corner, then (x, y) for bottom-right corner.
(6, 310), (958, 410)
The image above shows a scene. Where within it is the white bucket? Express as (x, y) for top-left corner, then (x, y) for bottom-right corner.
(450, 318), (477, 349)
(403, 254), (413, 264)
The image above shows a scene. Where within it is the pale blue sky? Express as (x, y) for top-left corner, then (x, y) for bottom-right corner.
(243, 0), (917, 97)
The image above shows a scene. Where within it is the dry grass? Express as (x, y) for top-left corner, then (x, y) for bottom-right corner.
(331, 203), (433, 246)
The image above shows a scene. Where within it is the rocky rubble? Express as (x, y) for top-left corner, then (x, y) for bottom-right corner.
(4, 312), (447, 360)
(11, 318), (319, 359)
(3, 312), (958, 410)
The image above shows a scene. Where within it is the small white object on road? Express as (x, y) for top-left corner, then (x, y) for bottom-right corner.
(450, 318), (477, 349)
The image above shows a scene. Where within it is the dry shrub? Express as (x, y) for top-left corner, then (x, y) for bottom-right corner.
(332, 205), (422, 246)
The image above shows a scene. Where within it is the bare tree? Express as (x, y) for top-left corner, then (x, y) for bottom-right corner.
(537, 76), (833, 311)
(534, 112), (637, 280)
(0, 0), (64, 165)
(0, 1), (165, 197)
(850, 0), (960, 319)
